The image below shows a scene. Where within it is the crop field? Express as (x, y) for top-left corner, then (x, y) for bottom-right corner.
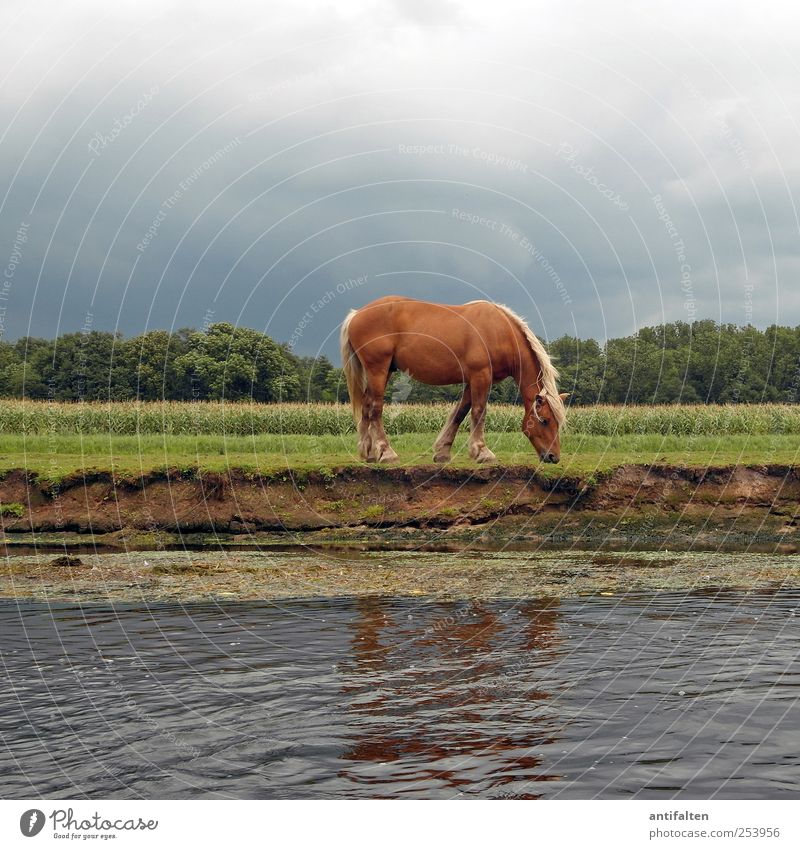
(4, 400), (800, 437)
(0, 401), (798, 482)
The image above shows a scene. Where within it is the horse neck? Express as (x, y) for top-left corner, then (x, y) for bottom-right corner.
(514, 346), (542, 412)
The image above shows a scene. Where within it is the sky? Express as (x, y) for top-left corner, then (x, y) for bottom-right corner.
(2, 0), (800, 359)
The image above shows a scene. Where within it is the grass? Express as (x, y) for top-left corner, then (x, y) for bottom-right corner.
(1, 399), (799, 482)
(5, 399), (800, 437)
(1, 432), (798, 483)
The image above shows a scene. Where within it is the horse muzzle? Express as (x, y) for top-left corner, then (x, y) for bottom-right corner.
(541, 452), (560, 464)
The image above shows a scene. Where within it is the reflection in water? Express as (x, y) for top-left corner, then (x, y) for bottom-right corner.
(0, 589), (798, 799)
(338, 598), (563, 796)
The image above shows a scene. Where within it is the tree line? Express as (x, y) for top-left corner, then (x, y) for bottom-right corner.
(0, 323), (344, 403)
(1, 319), (799, 405)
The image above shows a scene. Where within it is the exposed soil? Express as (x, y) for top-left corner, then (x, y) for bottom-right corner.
(3, 465), (800, 601)
(1, 463), (799, 548)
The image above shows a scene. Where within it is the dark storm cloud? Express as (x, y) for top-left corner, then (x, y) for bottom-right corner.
(2, 0), (799, 358)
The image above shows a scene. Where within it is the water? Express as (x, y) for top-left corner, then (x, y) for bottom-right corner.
(1, 589), (798, 799)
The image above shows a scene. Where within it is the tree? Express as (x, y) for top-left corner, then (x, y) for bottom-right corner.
(174, 323), (301, 402)
(550, 335), (604, 405)
(110, 330), (190, 400)
(296, 355), (348, 402)
(29, 331), (120, 401)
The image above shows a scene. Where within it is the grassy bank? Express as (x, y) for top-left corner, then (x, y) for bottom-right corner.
(1, 432), (798, 482)
(0, 400), (797, 483)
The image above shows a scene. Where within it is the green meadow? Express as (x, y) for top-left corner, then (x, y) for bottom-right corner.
(0, 399), (798, 483)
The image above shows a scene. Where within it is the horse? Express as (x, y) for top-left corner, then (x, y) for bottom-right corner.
(340, 296), (568, 464)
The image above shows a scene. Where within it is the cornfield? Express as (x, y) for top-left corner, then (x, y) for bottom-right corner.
(2, 400), (800, 436)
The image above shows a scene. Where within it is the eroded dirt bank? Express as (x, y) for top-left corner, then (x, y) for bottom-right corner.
(2, 463), (800, 549)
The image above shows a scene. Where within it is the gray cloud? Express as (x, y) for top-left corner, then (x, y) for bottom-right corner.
(2, 0), (800, 358)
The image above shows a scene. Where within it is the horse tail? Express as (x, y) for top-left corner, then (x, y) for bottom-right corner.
(340, 309), (366, 424)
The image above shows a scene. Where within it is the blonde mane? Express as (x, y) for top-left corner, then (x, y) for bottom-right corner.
(478, 301), (566, 428)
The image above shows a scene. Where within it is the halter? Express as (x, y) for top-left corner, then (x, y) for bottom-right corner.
(533, 383), (548, 424)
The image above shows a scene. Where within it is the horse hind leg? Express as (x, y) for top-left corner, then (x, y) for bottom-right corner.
(357, 397), (374, 461)
(433, 387), (472, 463)
(365, 367), (398, 463)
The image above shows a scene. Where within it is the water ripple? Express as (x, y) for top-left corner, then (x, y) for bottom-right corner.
(1, 588), (798, 798)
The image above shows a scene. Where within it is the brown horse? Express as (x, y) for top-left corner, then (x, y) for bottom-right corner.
(340, 296), (567, 464)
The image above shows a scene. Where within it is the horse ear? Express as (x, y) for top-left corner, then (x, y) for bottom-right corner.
(559, 392), (571, 402)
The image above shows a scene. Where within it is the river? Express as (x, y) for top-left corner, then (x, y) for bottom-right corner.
(1, 587), (798, 799)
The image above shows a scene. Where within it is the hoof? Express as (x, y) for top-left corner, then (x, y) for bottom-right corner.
(475, 449), (497, 464)
(377, 447), (399, 463)
(433, 452), (451, 464)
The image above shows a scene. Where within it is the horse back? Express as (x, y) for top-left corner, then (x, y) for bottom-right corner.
(348, 298), (521, 383)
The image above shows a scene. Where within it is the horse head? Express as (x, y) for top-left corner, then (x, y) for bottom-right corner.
(522, 389), (569, 463)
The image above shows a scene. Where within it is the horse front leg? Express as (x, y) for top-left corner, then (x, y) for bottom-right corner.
(433, 386), (472, 463)
(468, 374), (496, 463)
